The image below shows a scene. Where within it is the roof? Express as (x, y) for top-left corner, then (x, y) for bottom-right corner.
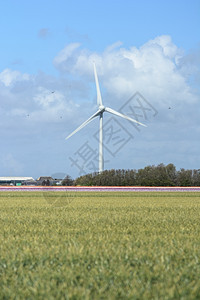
(0, 177), (34, 181)
(37, 176), (53, 181)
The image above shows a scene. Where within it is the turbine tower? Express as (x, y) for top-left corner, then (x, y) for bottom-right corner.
(66, 63), (146, 173)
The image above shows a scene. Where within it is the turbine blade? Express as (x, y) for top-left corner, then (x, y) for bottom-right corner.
(66, 110), (101, 140)
(93, 62), (103, 107)
(105, 107), (147, 127)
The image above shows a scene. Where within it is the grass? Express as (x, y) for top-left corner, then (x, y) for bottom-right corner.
(0, 191), (200, 299)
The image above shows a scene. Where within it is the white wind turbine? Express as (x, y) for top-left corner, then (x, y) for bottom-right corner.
(66, 63), (146, 173)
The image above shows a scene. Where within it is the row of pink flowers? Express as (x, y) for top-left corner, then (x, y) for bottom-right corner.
(0, 186), (200, 192)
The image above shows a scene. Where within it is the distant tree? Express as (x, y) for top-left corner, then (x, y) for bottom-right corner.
(155, 163), (175, 186)
(165, 163), (177, 186)
(177, 169), (193, 186)
(100, 170), (111, 186)
(61, 175), (74, 186)
(135, 164), (177, 186)
(74, 174), (93, 186)
(192, 169), (200, 186)
(136, 166), (155, 186)
(73, 164), (200, 186)
(127, 169), (137, 186)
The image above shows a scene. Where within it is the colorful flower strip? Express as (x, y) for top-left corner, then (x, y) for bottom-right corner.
(0, 186), (200, 192)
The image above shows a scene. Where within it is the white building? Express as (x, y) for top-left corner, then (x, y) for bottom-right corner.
(0, 177), (35, 186)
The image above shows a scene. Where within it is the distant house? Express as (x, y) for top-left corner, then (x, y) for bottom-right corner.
(36, 176), (54, 186)
(0, 177), (35, 186)
(36, 176), (64, 186)
(23, 179), (37, 186)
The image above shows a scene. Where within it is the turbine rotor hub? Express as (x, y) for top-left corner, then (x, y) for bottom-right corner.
(99, 105), (105, 112)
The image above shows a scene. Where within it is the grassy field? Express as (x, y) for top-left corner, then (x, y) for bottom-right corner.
(0, 191), (200, 299)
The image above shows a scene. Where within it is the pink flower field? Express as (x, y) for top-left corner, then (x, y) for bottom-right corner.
(0, 186), (200, 192)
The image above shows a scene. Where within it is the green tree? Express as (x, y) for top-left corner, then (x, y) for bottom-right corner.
(165, 163), (177, 186)
(177, 169), (192, 186)
(192, 169), (200, 186)
(61, 175), (74, 186)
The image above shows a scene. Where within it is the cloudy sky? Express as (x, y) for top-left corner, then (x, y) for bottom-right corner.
(0, 0), (200, 179)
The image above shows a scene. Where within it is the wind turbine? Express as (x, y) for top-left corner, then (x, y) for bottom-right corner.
(66, 63), (146, 173)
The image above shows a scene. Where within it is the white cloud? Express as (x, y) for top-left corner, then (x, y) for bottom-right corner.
(144, 35), (181, 59)
(34, 87), (64, 108)
(0, 69), (30, 87)
(54, 43), (80, 66)
(53, 35), (199, 110)
(1, 35), (199, 126)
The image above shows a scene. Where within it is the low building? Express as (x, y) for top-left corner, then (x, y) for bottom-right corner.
(36, 176), (54, 186)
(0, 177), (35, 186)
(36, 176), (63, 186)
(22, 179), (38, 186)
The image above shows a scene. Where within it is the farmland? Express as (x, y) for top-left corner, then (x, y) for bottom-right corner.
(0, 191), (200, 299)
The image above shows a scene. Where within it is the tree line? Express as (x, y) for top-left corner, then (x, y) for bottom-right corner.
(69, 164), (200, 186)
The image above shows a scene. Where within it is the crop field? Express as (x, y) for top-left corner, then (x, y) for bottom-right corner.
(0, 191), (200, 299)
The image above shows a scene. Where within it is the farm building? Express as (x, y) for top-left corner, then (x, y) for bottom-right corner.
(36, 176), (62, 186)
(0, 177), (35, 186)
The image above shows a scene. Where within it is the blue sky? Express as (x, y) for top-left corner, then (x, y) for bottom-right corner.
(0, 0), (200, 179)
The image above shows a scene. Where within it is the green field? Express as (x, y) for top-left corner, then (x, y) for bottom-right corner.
(0, 192), (200, 299)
